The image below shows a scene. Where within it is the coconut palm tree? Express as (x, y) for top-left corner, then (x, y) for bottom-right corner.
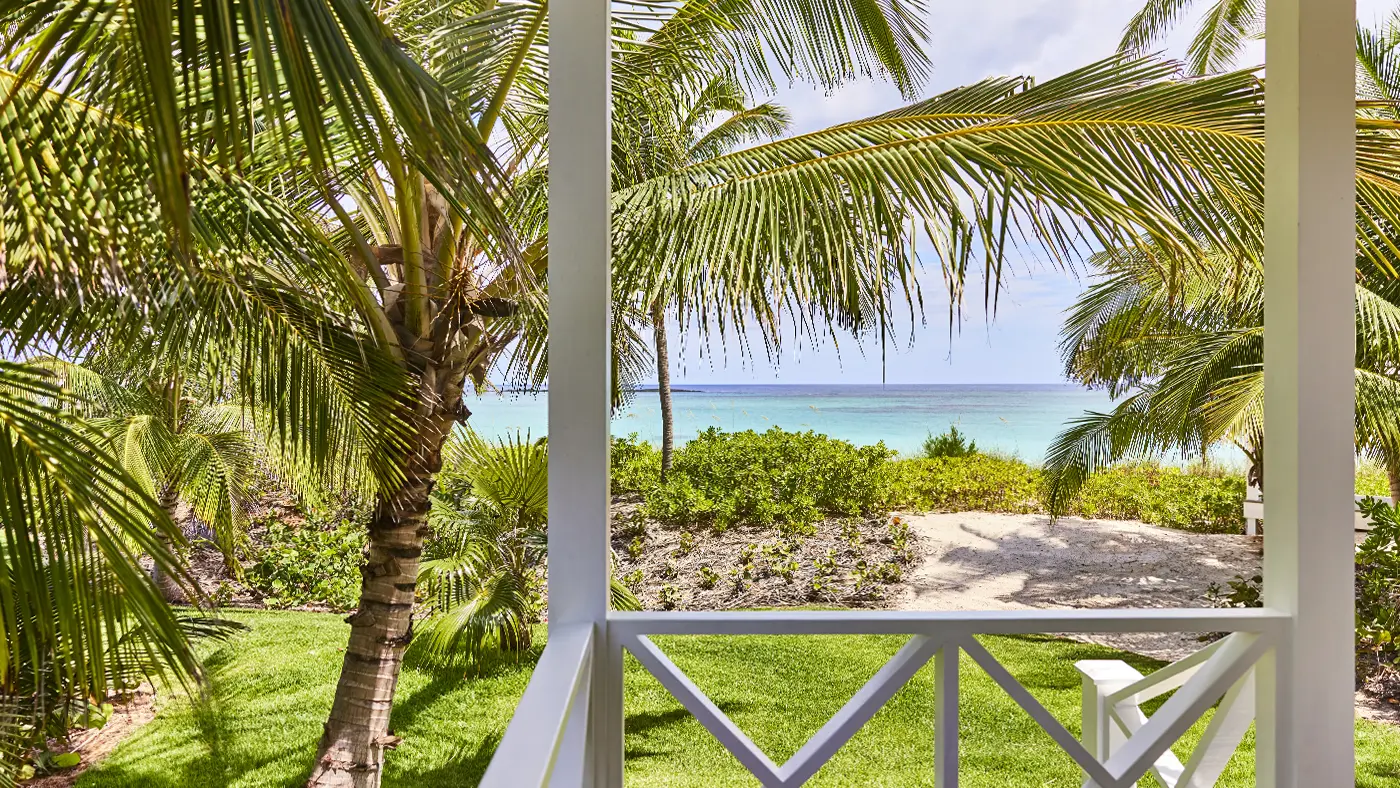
(1041, 236), (1400, 512)
(17, 3), (1400, 787)
(1119, 0), (1263, 75)
(1045, 11), (1400, 512)
(617, 75), (791, 477)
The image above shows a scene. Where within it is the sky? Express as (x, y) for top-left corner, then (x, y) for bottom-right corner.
(662, 0), (1394, 386)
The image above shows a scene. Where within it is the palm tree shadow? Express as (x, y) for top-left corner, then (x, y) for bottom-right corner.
(388, 732), (501, 786)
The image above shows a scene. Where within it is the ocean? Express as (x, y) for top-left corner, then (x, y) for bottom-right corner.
(463, 383), (1118, 460)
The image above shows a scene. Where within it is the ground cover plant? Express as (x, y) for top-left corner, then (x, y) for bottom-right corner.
(243, 514), (367, 612)
(75, 609), (1400, 788)
(629, 428), (896, 532)
(619, 427), (1253, 534)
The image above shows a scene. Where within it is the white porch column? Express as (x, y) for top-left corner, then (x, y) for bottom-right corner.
(549, 0), (618, 782)
(1262, 0), (1356, 785)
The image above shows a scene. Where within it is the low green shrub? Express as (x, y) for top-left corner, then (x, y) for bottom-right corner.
(642, 428), (895, 532)
(244, 516), (366, 611)
(1205, 499), (1400, 700)
(1357, 460), (1393, 498)
(887, 455), (1040, 513)
(887, 455), (1244, 533)
(922, 424), (978, 459)
(611, 433), (662, 494)
(1073, 464), (1243, 533)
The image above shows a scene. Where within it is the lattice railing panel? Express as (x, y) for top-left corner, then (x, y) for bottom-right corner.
(619, 624), (1276, 788)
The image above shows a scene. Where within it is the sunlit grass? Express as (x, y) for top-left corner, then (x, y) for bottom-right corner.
(80, 610), (1400, 787)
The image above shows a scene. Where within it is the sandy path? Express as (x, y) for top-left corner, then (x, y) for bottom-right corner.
(894, 512), (1262, 660)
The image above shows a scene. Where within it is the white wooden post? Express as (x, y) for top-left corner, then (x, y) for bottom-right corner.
(934, 645), (958, 787)
(1262, 0), (1357, 785)
(548, 0), (617, 781)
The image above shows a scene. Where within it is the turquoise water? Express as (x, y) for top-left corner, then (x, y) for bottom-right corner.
(464, 384), (1117, 460)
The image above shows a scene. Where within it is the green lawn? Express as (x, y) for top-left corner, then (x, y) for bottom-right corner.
(80, 610), (1400, 787)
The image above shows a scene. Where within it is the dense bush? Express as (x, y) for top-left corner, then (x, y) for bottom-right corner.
(922, 424), (978, 459)
(611, 433), (663, 494)
(642, 428), (895, 532)
(1205, 499), (1400, 700)
(887, 456), (1245, 533)
(1357, 460), (1393, 499)
(615, 429), (1385, 535)
(887, 455), (1040, 513)
(244, 515), (366, 610)
(1357, 499), (1400, 698)
(1073, 464), (1243, 532)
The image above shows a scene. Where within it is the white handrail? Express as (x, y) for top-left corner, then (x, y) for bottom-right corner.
(608, 607), (1289, 637)
(479, 623), (594, 788)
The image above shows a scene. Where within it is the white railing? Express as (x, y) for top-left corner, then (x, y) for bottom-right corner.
(1078, 635), (1260, 788)
(479, 623), (594, 788)
(485, 608), (1287, 788)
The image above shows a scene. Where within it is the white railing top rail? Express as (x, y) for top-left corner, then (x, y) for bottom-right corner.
(479, 623), (594, 788)
(609, 607), (1290, 638)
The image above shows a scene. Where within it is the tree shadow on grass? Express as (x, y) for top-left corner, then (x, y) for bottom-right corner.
(389, 670), (466, 735)
(386, 732), (501, 787)
(624, 701), (750, 761)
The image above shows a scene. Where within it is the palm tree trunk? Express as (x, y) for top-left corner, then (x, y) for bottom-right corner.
(153, 486), (188, 605)
(652, 301), (674, 481)
(308, 378), (460, 788)
(1385, 452), (1400, 506)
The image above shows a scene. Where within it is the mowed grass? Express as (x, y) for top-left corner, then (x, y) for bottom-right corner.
(80, 610), (1400, 787)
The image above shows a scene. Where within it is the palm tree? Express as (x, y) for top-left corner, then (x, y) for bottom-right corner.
(2, 2), (442, 783)
(616, 74), (792, 477)
(1119, 0), (1263, 75)
(1042, 237), (1400, 511)
(1045, 11), (1400, 512)
(32, 352), (260, 601)
(16, 3), (1400, 786)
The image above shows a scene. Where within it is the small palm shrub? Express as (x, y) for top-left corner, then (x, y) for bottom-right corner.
(414, 431), (549, 664)
(642, 428), (895, 532)
(922, 424), (977, 458)
(413, 431), (638, 666)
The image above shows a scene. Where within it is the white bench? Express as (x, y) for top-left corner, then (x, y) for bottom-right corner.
(1243, 483), (1381, 536)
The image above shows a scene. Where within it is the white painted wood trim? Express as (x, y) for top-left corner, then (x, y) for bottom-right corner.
(1076, 660), (1144, 788)
(1103, 633), (1271, 786)
(959, 637), (1118, 787)
(934, 645), (959, 787)
(608, 608), (1290, 637)
(1176, 672), (1257, 788)
(1263, 0), (1358, 783)
(547, 0), (614, 779)
(480, 624), (595, 788)
(1105, 637), (1228, 706)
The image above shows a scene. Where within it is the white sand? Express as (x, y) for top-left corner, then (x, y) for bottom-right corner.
(894, 511), (1262, 660)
